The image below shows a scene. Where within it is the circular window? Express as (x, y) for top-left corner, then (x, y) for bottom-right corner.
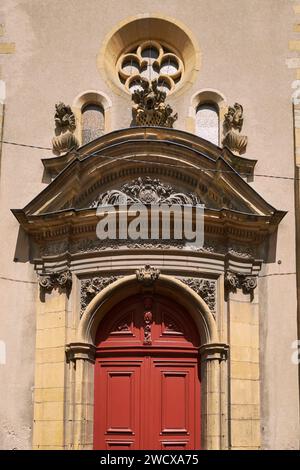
(117, 40), (183, 94)
(99, 15), (200, 97)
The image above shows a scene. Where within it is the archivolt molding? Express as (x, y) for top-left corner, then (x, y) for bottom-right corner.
(76, 272), (219, 348)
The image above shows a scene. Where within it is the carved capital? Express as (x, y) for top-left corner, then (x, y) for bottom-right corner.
(224, 271), (239, 291)
(199, 343), (229, 362)
(65, 342), (96, 363)
(225, 270), (257, 295)
(38, 270), (72, 292)
(136, 265), (160, 286)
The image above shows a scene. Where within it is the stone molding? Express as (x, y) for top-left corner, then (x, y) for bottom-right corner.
(65, 342), (96, 363)
(199, 342), (229, 361)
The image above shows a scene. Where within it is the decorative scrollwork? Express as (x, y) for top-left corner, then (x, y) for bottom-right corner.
(91, 176), (201, 207)
(38, 270), (72, 292)
(225, 270), (257, 295)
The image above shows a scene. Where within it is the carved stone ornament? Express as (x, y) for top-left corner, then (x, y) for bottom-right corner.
(179, 278), (216, 315)
(222, 103), (248, 155)
(136, 265), (160, 286)
(81, 276), (119, 316)
(52, 102), (79, 155)
(143, 296), (153, 345)
(224, 270), (257, 294)
(38, 270), (72, 291)
(131, 78), (178, 128)
(91, 176), (201, 207)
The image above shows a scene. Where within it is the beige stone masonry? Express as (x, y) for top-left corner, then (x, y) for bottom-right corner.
(228, 292), (261, 450)
(32, 288), (69, 450)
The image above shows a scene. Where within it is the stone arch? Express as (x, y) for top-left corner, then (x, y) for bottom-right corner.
(77, 274), (219, 347)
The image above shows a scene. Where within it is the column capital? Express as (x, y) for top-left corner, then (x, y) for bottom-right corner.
(199, 342), (229, 361)
(65, 342), (96, 363)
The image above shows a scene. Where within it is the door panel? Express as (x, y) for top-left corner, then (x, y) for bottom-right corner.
(151, 359), (200, 450)
(94, 360), (143, 450)
(94, 295), (201, 450)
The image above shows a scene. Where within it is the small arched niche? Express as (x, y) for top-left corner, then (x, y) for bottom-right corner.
(73, 90), (112, 145)
(196, 103), (219, 145)
(82, 104), (105, 144)
(191, 90), (227, 146)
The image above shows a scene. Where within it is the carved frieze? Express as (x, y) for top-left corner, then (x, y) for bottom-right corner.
(38, 270), (72, 291)
(222, 103), (248, 155)
(131, 78), (178, 128)
(39, 238), (256, 260)
(52, 102), (79, 155)
(179, 278), (217, 315)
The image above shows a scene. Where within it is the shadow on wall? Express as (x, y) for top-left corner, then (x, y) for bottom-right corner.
(13, 226), (31, 264)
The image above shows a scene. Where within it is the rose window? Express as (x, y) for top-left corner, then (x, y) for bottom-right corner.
(117, 40), (184, 94)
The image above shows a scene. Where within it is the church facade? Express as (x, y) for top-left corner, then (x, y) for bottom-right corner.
(0, 0), (299, 450)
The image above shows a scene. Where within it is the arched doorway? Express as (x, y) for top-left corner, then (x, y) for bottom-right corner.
(93, 294), (201, 450)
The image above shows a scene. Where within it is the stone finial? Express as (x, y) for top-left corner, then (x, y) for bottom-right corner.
(131, 78), (178, 128)
(222, 103), (248, 155)
(136, 265), (160, 286)
(52, 102), (79, 155)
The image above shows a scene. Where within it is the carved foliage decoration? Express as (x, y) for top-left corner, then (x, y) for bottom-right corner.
(38, 270), (72, 291)
(180, 278), (216, 315)
(224, 271), (257, 294)
(91, 176), (201, 207)
(136, 265), (160, 287)
(131, 78), (178, 128)
(80, 276), (119, 316)
(222, 103), (248, 155)
(52, 102), (79, 155)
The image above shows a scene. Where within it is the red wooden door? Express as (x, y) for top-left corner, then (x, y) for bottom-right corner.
(94, 295), (201, 450)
